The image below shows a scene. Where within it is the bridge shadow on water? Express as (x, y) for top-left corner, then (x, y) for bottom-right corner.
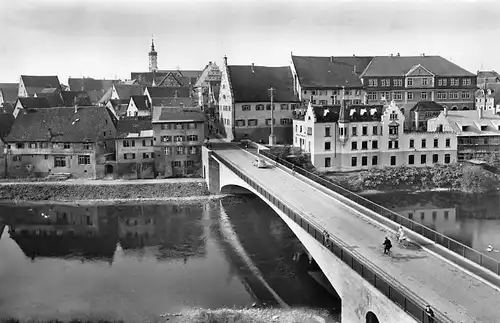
(218, 195), (342, 321)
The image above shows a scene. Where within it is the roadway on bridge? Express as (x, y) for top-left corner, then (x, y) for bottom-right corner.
(213, 144), (500, 323)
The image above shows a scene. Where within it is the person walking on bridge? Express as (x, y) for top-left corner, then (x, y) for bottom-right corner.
(383, 237), (392, 255)
(425, 305), (435, 323)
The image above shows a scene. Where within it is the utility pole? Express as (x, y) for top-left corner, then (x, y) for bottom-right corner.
(268, 87), (276, 145)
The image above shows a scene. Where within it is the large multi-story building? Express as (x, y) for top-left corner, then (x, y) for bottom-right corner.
(4, 106), (117, 178)
(152, 107), (205, 177)
(428, 108), (500, 162)
(293, 98), (457, 171)
(194, 61), (222, 111)
(361, 55), (477, 129)
(290, 54), (373, 106)
(218, 56), (300, 143)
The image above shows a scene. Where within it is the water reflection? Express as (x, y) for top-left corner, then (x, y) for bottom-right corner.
(367, 191), (500, 260)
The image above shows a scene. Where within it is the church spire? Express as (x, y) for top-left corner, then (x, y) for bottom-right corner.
(149, 35), (158, 72)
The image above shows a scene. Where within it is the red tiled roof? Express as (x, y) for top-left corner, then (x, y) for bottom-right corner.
(227, 65), (299, 103)
(6, 106), (115, 142)
(361, 56), (475, 77)
(292, 56), (373, 89)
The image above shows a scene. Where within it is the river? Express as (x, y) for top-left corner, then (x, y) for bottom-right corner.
(365, 191), (500, 260)
(0, 197), (340, 322)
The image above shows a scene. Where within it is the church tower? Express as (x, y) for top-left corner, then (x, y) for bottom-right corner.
(149, 38), (158, 72)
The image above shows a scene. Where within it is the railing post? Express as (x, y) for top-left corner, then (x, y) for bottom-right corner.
(479, 254), (483, 266)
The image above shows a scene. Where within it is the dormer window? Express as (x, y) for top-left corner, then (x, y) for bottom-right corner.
(390, 112), (398, 120)
(481, 125), (488, 131)
(462, 126), (469, 131)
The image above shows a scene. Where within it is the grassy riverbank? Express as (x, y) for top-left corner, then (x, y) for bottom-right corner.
(0, 179), (211, 202)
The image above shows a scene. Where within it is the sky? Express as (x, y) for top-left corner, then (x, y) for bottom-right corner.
(0, 0), (498, 84)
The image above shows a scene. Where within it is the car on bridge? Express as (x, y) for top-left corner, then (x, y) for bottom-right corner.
(252, 158), (268, 168)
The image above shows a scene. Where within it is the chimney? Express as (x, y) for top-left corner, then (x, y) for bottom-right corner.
(353, 54), (356, 57)
(422, 53), (426, 57)
(397, 53), (400, 57)
(251, 63), (255, 73)
(330, 56), (334, 63)
(478, 107), (483, 119)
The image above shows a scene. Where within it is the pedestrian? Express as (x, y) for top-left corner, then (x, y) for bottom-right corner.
(383, 237), (392, 255)
(425, 305), (435, 323)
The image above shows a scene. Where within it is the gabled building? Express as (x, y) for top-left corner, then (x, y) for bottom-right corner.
(361, 55), (477, 123)
(477, 71), (500, 87)
(34, 88), (64, 107)
(126, 95), (151, 117)
(19, 75), (61, 97)
(428, 109), (500, 162)
(0, 83), (19, 106)
(61, 91), (92, 107)
(410, 101), (445, 131)
(68, 77), (119, 104)
(106, 99), (130, 120)
(219, 56), (300, 143)
(115, 118), (154, 178)
(13, 97), (52, 118)
(152, 107), (205, 177)
(4, 106), (117, 178)
(110, 84), (143, 101)
(152, 97), (195, 108)
(144, 86), (192, 103)
(293, 98), (457, 171)
(290, 55), (373, 106)
(194, 61), (222, 110)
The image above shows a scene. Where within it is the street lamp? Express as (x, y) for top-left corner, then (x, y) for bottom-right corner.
(268, 87), (276, 145)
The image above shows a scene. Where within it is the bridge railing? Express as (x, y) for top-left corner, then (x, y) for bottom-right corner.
(258, 149), (500, 276)
(212, 151), (453, 323)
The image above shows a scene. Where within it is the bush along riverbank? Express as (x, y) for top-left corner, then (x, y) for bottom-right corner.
(330, 163), (500, 194)
(0, 181), (211, 202)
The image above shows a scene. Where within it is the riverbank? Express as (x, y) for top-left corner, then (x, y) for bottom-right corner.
(0, 179), (213, 203)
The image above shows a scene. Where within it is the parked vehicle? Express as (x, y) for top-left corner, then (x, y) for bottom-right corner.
(252, 158), (267, 168)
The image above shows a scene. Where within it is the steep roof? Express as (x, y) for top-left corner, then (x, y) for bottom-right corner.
(292, 56), (373, 89)
(68, 78), (119, 91)
(0, 83), (19, 103)
(114, 84), (143, 99)
(116, 118), (152, 138)
(152, 107), (205, 123)
(6, 106), (115, 142)
(130, 95), (150, 111)
(146, 86), (191, 98)
(17, 97), (52, 110)
(361, 56), (475, 77)
(194, 62), (222, 88)
(87, 90), (108, 104)
(151, 97), (195, 107)
(443, 110), (500, 136)
(410, 101), (444, 112)
(61, 91), (92, 106)
(0, 113), (14, 138)
(21, 75), (60, 88)
(227, 65), (299, 103)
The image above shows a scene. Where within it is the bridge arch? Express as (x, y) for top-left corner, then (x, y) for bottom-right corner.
(220, 184), (254, 195)
(366, 311), (380, 323)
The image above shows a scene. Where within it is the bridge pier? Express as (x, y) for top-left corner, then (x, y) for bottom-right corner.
(202, 147), (220, 194)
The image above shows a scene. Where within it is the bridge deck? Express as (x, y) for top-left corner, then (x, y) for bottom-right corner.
(214, 144), (500, 323)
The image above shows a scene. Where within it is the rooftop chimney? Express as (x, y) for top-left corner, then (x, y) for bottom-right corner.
(422, 53), (426, 57)
(330, 56), (334, 63)
(397, 53), (400, 57)
(353, 54), (356, 57)
(251, 63), (255, 73)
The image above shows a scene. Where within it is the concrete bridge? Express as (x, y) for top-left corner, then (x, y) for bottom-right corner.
(202, 141), (500, 323)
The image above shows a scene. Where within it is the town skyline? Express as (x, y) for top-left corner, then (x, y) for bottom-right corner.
(1, 0), (499, 83)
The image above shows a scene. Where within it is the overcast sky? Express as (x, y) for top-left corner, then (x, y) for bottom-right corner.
(0, 0), (497, 83)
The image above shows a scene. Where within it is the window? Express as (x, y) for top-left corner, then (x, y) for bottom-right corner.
(351, 141), (358, 150)
(444, 210), (449, 219)
(103, 131), (107, 137)
(421, 139), (426, 148)
(362, 126), (367, 136)
(462, 92), (471, 99)
(176, 146), (185, 155)
(12, 155), (21, 162)
(83, 143), (92, 150)
(123, 140), (135, 147)
(248, 119), (258, 126)
(63, 143), (71, 149)
(361, 141), (368, 150)
(433, 154), (438, 163)
(361, 156), (368, 166)
(142, 139), (153, 147)
(393, 79), (403, 87)
(324, 142), (331, 150)
(408, 155), (415, 165)
(161, 136), (172, 142)
(185, 160), (194, 167)
(143, 153), (151, 159)
(187, 135), (198, 141)
(235, 120), (246, 127)
(420, 212), (425, 220)
(325, 127), (331, 137)
(54, 156), (66, 167)
(409, 139), (414, 148)
(280, 118), (292, 125)
(390, 156), (396, 165)
(351, 157), (357, 167)
(280, 104), (289, 110)
(372, 155), (378, 165)
(442, 79), (447, 86)
(242, 104), (251, 111)
(16, 143), (24, 149)
(372, 140), (378, 149)
(164, 147), (172, 155)
(368, 92), (377, 100)
(266, 104), (275, 110)
(421, 92), (428, 100)
(407, 78), (413, 86)
(407, 92), (413, 100)
(445, 138), (450, 148)
(409, 212), (414, 220)
(161, 124), (171, 130)
(372, 126), (378, 135)
(40, 142), (49, 149)
(265, 119), (275, 126)
(78, 155), (91, 165)
(421, 154), (427, 164)
(175, 136), (184, 142)
(388, 140), (399, 149)
(29, 143), (37, 149)
(444, 154), (451, 164)
(433, 138), (439, 148)
(394, 92), (402, 100)
(352, 126), (357, 136)
(437, 92), (447, 100)
(324, 157), (331, 168)
(123, 153), (136, 160)
(171, 161), (182, 167)
(189, 147), (198, 155)
(432, 211), (437, 220)
(307, 127), (312, 135)
(466, 78), (472, 86)
(188, 123), (197, 129)
(422, 78), (428, 86)
(175, 123), (184, 130)
(256, 104), (264, 111)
